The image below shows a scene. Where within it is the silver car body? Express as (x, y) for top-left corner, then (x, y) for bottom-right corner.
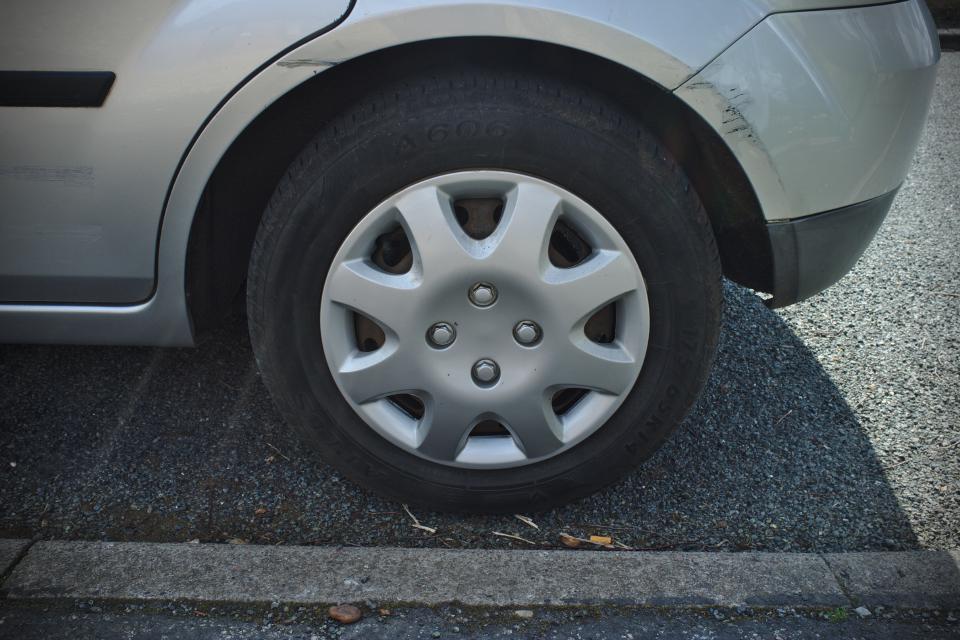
(0, 0), (939, 345)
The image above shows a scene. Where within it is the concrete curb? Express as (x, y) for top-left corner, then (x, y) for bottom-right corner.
(825, 551), (960, 609)
(1, 541), (958, 610)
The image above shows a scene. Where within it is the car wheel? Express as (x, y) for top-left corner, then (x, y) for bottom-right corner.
(247, 62), (722, 512)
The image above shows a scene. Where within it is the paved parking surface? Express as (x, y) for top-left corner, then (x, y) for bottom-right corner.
(1, 55), (957, 554)
(2, 604), (954, 640)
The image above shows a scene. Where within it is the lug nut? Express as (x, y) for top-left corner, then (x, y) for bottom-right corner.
(468, 282), (497, 307)
(513, 320), (542, 345)
(426, 322), (456, 348)
(472, 359), (500, 385)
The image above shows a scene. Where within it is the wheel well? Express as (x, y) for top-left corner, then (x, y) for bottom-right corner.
(186, 37), (773, 332)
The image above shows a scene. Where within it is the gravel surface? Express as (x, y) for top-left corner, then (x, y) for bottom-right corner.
(0, 55), (957, 553)
(775, 52), (960, 551)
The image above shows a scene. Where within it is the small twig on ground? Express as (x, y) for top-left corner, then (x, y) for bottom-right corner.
(492, 531), (536, 545)
(264, 442), (290, 462)
(402, 503), (437, 534)
(774, 409), (794, 426)
(811, 330), (840, 338)
(514, 514), (540, 530)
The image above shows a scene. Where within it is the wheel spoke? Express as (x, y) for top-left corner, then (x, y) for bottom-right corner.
(325, 259), (418, 332)
(337, 346), (420, 404)
(394, 185), (472, 275)
(498, 393), (565, 459)
(553, 340), (637, 396)
(548, 249), (640, 327)
(488, 182), (562, 272)
(416, 398), (473, 462)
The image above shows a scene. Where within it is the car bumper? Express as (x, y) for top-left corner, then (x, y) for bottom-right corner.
(765, 188), (897, 307)
(677, 0), (939, 223)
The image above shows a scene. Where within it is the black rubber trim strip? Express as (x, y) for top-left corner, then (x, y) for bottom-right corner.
(767, 188), (898, 308)
(0, 71), (115, 107)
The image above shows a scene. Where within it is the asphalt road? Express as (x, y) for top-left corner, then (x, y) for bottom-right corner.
(1, 603), (956, 640)
(1, 55), (957, 554)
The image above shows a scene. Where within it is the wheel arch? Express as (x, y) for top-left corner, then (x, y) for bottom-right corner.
(184, 37), (774, 332)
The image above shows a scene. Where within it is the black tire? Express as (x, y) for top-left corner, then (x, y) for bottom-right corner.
(247, 59), (722, 513)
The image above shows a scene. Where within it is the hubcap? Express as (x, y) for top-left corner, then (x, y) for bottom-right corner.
(319, 171), (649, 469)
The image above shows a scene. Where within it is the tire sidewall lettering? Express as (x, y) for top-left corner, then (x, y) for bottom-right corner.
(408, 121), (511, 153)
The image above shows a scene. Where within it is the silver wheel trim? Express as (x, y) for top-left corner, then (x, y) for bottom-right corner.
(319, 171), (650, 469)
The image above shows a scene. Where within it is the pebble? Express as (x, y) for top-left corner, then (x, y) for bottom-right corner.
(328, 604), (362, 624)
(514, 610), (534, 619)
(854, 606), (872, 618)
